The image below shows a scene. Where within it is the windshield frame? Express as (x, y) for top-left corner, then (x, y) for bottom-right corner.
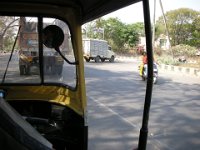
(0, 14), (78, 91)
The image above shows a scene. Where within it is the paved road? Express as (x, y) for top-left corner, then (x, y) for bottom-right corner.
(1, 53), (200, 149)
(85, 60), (200, 150)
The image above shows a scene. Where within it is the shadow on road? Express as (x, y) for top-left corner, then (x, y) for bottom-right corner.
(84, 63), (200, 150)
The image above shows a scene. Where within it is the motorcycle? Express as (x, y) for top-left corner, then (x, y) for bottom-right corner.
(140, 63), (158, 84)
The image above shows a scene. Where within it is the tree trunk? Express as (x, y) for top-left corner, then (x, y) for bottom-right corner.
(0, 35), (3, 51)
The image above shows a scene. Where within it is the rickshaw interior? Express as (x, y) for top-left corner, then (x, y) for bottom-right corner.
(0, 0), (153, 150)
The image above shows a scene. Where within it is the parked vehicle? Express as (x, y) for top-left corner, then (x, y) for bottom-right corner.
(82, 39), (115, 62)
(0, 0), (154, 150)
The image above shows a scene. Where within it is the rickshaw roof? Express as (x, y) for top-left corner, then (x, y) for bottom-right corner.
(2, 0), (141, 24)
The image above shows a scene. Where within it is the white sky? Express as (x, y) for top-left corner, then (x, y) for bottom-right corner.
(103, 0), (200, 24)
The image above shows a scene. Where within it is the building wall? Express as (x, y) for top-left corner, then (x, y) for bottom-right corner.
(138, 35), (170, 50)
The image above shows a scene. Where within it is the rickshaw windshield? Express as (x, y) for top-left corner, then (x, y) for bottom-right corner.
(0, 16), (76, 88)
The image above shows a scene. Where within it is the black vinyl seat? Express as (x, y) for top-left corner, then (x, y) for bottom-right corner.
(0, 97), (53, 150)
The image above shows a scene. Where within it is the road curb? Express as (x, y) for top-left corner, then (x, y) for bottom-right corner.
(158, 64), (200, 77)
(116, 56), (200, 77)
(115, 56), (138, 62)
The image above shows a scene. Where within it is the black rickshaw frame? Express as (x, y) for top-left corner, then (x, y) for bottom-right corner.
(138, 0), (154, 150)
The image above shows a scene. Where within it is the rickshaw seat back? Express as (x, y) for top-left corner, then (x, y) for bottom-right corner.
(0, 98), (52, 150)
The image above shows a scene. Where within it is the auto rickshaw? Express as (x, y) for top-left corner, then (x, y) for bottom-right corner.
(0, 0), (154, 150)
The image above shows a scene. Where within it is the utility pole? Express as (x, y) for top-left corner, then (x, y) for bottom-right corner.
(158, 0), (174, 59)
(152, 0), (174, 59)
(152, 0), (156, 49)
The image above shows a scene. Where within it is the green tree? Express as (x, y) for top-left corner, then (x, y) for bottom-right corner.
(82, 20), (96, 39)
(122, 24), (141, 48)
(104, 19), (144, 52)
(156, 8), (200, 46)
(83, 17), (144, 53)
(82, 18), (106, 39)
(132, 22), (145, 36)
(191, 15), (200, 47)
(0, 16), (19, 51)
(103, 17), (126, 52)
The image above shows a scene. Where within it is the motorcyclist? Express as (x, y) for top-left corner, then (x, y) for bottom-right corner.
(139, 51), (147, 76)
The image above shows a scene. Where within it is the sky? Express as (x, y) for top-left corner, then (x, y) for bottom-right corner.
(103, 0), (200, 24)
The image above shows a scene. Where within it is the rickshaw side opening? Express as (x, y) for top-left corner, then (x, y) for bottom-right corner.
(0, 0), (153, 150)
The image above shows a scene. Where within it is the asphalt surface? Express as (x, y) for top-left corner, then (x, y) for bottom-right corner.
(1, 53), (200, 149)
(85, 60), (200, 150)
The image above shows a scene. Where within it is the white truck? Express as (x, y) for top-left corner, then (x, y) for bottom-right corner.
(82, 39), (115, 62)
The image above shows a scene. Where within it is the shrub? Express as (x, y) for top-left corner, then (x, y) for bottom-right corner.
(157, 55), (178, 65)
(154, 47), (162, 56)
(171, 44), (197, 57)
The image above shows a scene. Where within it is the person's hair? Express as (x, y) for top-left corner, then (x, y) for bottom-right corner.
(142, 51), (146, 55)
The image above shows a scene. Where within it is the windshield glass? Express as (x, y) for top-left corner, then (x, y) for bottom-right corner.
(0, 16), (76, 87)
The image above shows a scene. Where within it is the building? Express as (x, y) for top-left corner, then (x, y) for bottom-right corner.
(138, 34), (170, 51)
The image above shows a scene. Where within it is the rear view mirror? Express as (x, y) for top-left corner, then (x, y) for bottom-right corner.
(43, 25), (78, 65)
(42, 25), (64, 49)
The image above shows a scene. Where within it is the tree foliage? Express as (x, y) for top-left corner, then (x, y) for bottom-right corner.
(104, 17), (126, 52)
(191, 15), (200, 48)
(171, 44), (197, 57)
(156, 8), (200, 47)
(82, 17), (144, 53)
(0, 16), (19, 51)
